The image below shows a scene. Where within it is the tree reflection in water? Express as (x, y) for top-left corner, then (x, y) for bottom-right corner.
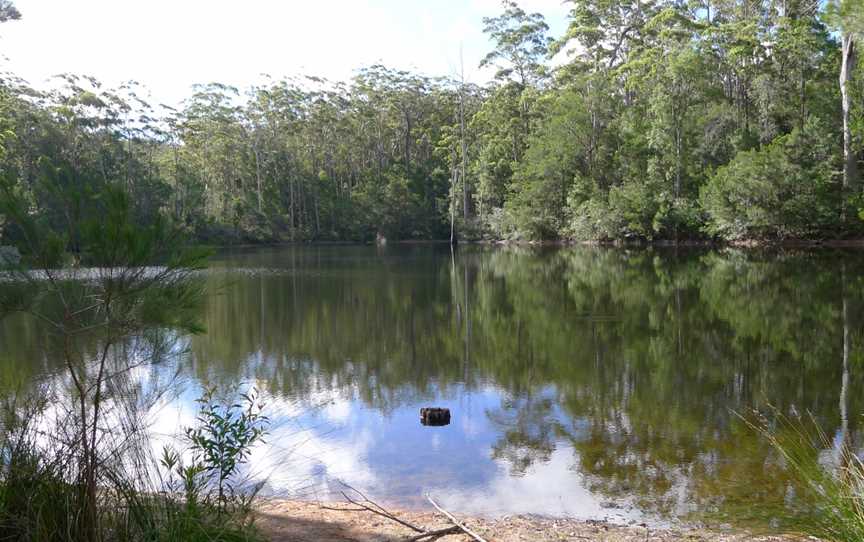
(1, 245), (861, 529)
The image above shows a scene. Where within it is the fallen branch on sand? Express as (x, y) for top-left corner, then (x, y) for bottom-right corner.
(404, 525), (463, 541)
(425, 494), (489, 542)
(323, 483), (490, 541)
(340, 490), (424, 533)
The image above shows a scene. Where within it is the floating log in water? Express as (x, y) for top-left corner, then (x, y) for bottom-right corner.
(420, 407), (451, 426)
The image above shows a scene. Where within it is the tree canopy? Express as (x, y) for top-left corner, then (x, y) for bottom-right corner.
(0, 0), (862, 244)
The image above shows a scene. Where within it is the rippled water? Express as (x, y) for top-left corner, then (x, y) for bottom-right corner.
(1, 244), (861, 529)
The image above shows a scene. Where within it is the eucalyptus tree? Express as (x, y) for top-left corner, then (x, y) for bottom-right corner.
(481, 0), (553, 87)
(0, 0), (19, 22)
(619, 4), (707, 238)
(0, 0), (859, 243)
(828, 0), (864, 194)
(553, 0), (658, 147)
(178, 84), (248, 229)
(473, 1), (553, 234)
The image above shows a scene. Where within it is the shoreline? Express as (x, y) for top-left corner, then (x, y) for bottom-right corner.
(207, 238), (864, 250)
(254, 499), (811, 542)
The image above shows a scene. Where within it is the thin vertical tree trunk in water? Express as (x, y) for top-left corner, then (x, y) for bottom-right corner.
(675, 285), (683, 356)
(313, 179), (320, 237)
(409, 303), (416, 363)
(259, 273), (265, 361)
(463, 262), (471, 378)
(841, 294), (849, 444)
(837, 265), (851, 472)
(841, 33), (858, 198)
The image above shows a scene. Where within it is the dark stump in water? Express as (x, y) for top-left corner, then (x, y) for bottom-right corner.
(420, 407), (451, 426)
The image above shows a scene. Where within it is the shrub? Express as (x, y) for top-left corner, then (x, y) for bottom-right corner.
(0, 387), (269, 542)
(701, 122), (840, 240)
(567, 180), (703, 241)
(181, 387), (269, 511)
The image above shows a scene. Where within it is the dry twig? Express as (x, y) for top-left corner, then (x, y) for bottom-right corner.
(326, 482), (493, 541)
(404, 525), (462, 541)
(337, 483), (425, 533)
(426, 494), (489, 542)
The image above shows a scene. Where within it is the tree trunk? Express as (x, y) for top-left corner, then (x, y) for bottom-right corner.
(254, 146), (263, 213)
(450, 158), (458, 246)
(674, 123), (682, 199)
(841, 33), (858, 195)
(837, 265), (851, 473)
(460, 88), (469, 221)
(799, 60), (806, 133)
(404, 112), (412, 172)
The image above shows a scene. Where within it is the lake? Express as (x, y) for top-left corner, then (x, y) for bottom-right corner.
(1, 244), (861, 530)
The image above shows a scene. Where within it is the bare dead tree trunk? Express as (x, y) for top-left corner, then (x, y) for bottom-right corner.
(841, 33), (858, 198)
(460, 52), (469, 222)
(450, 162), (459, 246)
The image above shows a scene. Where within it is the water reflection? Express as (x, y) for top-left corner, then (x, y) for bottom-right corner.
(1, 245), (862, 529)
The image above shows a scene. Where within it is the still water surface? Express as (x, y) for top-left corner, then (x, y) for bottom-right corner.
(2, 245), (862, 529)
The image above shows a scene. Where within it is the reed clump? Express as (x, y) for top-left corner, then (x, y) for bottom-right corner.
(752, 411), (864, 542)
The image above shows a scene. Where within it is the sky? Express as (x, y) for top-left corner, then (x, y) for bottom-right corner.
(0, 0), (570, 107)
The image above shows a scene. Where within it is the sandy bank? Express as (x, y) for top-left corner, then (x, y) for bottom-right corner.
(255, 500), (813, 542)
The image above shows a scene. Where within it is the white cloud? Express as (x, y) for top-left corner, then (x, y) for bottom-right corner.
(435, 447), (651, 524)
(323, 397), (352, 425)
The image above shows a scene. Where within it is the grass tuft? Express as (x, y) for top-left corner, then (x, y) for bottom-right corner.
(748, 409), (864, 542)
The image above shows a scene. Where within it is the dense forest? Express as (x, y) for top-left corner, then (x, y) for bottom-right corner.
(2, 0), (864, 244)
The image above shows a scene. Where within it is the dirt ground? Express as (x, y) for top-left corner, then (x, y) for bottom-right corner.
(255, 500), (815, 542)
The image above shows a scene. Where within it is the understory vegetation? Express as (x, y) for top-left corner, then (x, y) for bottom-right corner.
(0, 144), (269, 540)
(0, 385), (268, 542)
(1, 1), (864, 245)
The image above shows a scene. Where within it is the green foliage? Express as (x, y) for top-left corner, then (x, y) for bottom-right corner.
(480, 0), (552, 85)
(133, 387), (270, 542)
(0, 389), (266, 542)
(0, 393), (77, 542)
(701, 122), (841, 240)
(183, 387), (269, 509)
(0, 0), (857, 245)
(506, 89), (589, 238)
(0, 150), (212, 540)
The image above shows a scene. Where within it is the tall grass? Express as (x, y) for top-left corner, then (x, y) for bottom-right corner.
(0, 385), (268, 542)
(751, 411), (864, 542)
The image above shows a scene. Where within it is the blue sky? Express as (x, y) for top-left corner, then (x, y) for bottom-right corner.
(0, 0), (570, 106)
